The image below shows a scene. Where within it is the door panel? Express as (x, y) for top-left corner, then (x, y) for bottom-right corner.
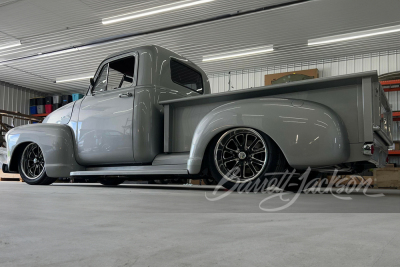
(76, 53), (137, 165)
(77, 89), (135, 165)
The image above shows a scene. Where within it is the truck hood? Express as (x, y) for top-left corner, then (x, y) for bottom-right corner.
(43, 100), (81, 124)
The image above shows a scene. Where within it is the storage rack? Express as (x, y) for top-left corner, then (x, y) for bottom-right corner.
(0, 109), (44, 148)
(32, 113), (51, 117)
(381, 80), (400, 155)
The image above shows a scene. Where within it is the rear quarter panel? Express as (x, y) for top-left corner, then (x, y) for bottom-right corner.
(184, 98), (350, 174)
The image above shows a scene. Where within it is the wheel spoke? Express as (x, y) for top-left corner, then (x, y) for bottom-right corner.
(222, 150), (235, 160)
(250, 157), (264, 164)
(250, 150), (265, 157)
(249, 139), (262, 151)
(235, 134), (245, 149)
(240, 161), (245, 179)
(228, 138), (240, 150)
(224, 146), (237, 153)
(247, 161), (258, 175)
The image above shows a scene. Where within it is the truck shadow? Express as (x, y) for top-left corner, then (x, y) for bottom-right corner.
(51, 184), (400, 196)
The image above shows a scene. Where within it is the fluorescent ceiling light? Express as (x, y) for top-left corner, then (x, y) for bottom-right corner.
(102, 0), (214, 25)
(55, 73), (93, 83)
(308, 24), (400, 46)
(0, 40), (21, 50)
(203, 45), (274, 62)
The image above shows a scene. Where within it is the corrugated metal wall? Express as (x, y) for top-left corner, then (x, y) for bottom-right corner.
(208, 49), (400, 142)
(208, 50), (400, 92)
(0, 81), (44, 127)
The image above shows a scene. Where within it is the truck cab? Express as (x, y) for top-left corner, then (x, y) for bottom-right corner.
(69, 46), (209, 165)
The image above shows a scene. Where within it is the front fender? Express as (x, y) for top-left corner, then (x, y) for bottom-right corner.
(6, 123), (84, 177)
(188, 98), (350, 174)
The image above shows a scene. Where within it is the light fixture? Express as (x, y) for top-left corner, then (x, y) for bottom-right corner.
(202, 45), (274, 62)
(102, 0), (214, 25)
(0, 40), (21, 51)
(308, 24), (400, 46)
(55, 73), (93, 83)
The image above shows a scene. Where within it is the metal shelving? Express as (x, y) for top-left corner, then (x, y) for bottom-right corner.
(381, 80), (400, 155)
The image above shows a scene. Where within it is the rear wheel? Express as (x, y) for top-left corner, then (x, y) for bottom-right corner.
(209, 128), (286, 192)
(18, 143), (57, 185)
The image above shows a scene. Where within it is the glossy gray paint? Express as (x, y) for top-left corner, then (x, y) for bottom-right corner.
(185, 98), (349, 174)
(6, 124), (84, 177)
(162, 71), (391, 173)
(79, 46), (210, 164)
(5, 46), (391, 178)
(42, 102), (75, 124)
(70, 164), (187, 176)
(19, 45), (211, 172)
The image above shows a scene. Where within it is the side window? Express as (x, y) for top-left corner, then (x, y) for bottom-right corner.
(170, 59), (203, 94)
(107, 56), (135, 90)
(92, 64), (108, 93)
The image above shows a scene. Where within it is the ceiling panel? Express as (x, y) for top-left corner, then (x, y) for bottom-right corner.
(0, 0), (400, 94)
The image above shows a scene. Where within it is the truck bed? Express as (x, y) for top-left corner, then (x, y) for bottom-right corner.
(161, 71), (391, 166)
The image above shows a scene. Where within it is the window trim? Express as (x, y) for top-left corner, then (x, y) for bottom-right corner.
(91, 63), (109, 93)
(170, 58), (204, 95)
(87, 51), (138, 96)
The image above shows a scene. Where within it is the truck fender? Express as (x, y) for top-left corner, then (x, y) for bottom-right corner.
(187, 98), (350, 174)
(6, 123), (84, 177)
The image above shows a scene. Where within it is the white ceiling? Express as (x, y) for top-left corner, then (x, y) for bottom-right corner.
(0, 0), (400, 94)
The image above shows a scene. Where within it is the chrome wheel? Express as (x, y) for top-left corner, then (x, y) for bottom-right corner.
(21, 143), (45, 180)
(214, 128), (267, 183)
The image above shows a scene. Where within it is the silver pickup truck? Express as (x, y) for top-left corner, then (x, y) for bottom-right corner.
(3, 45), (393, 191)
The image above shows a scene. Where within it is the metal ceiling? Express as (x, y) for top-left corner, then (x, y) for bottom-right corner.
(0, 0), (400, 94)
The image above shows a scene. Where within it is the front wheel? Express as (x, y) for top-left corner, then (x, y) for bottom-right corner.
(208, 128), (287, 192)
(18, 143), (57, 185)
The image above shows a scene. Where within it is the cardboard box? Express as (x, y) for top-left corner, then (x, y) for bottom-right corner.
(264, 69), (319, 86)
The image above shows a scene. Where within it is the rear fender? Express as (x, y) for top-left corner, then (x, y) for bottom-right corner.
(6, 123), (84, 177)
(187, 98), (350, 174)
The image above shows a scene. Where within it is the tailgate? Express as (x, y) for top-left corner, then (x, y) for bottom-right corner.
(373, 84), (393, 146)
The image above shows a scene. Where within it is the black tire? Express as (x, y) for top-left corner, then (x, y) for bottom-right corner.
(99, 178), (125, 186)
(208, 128), (287, 192)
(18, 143), (57, 185)
(202, 177), (217, 185)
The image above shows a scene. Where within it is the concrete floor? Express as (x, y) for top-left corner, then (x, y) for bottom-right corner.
(0, 182), (399, 267)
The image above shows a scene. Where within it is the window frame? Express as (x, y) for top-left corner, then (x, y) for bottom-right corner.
(91, 63), (109, 93)
(87, 51), (138, 96)
(170, 58), (204, 95)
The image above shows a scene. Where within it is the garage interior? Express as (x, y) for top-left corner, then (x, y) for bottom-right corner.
(0, 0), (400, 266)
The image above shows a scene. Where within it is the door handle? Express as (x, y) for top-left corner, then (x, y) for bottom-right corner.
(119, 92), (133, 98)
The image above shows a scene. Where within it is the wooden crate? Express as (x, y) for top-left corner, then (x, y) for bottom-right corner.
(373, 166), (400, 189)
(0, 169), (23, 182)
(326, 175), (374, 187)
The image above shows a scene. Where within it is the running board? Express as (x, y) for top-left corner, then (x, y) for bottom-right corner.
(70, 164), (188, 176)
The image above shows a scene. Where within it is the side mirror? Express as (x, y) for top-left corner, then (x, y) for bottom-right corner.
(90, 77), (95, 87)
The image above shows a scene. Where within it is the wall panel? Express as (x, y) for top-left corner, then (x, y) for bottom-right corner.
(0, 81), (44, 127)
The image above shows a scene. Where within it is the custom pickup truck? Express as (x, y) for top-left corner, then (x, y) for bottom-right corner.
(3, 45), (393, 191)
